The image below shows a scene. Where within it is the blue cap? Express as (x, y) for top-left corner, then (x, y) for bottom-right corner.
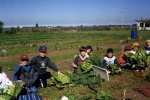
(39, 46), (47, 53)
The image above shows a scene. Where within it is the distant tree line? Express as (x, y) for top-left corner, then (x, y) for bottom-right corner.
(0, 21), (137, 34)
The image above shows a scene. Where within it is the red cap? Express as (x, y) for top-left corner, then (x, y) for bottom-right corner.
(20, 54), (29, 61)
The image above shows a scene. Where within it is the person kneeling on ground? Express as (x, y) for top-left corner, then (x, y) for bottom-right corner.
(14, 54), (38, 96)
(103, 48), (121, 75)
(73, 46), (88, 73)
(29, 46), (61, 88)
(119, 46), (132, 69)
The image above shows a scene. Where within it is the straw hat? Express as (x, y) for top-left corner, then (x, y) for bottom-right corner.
(131, 43), (139, 48)
(145, 39), (150, 44)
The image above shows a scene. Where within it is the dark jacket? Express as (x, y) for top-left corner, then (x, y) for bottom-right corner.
(14, 64), (31, 81)
(29, 55), (59, 74)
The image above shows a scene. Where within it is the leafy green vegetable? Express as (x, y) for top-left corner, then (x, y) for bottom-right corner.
(51, 71), (73, 88)
(68, 95), (76, 100)
(96, 91), (114, 100)
(0, 93), (13, 100)
(88, 54), (103, 67)
(79, 60), (93, 73)
(0, 82), (22, 100)
(146, 72), (150, 82)
(127, 48), (149, 67)
(52, 71), (72, 84)
(108, 64), (119, 75)
(13, 82), (23, 96)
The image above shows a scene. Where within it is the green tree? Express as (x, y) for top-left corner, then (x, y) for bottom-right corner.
(0, 21), (4, 33)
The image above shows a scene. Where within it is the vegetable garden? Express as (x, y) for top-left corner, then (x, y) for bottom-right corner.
(0, 30), (150, 100)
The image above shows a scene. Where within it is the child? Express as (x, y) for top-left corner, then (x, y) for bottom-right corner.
(29, 46), (61, 88)
(103, 48), (121, 75)
(73, 46), (87, 73)
(0, 66), (14, 89)
(130, 42), (139, 54)
(119, 46), (132, 69)
(85, 45), (93, 58)
(14, 54), (38, 96)
(145, 39), (150, 54)
(14, 54), (31, 85)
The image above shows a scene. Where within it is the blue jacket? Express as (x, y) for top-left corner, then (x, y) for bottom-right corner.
(13, 64), (31, 81)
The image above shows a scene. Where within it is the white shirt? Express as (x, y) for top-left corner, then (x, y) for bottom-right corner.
(130, 50), (136, 54)
(85, 53), (90, 58)
(0, 72), (12, 86)
(104, 56), (116, 65)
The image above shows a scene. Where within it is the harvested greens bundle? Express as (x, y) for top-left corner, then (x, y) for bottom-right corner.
(127, 48), (149, 67)
(0, 82), (23, 100)
(88, 54), (103, 67)
(108, 64), (120, 75)
(73, 60), (100, 88)
(51, 71), (73, 88)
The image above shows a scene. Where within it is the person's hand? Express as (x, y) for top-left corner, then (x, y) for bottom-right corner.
(18, 80), (25, 85)
(22, 82), (25, 85)
(57, 71), (61, 75)
(18, 80), (22, 82)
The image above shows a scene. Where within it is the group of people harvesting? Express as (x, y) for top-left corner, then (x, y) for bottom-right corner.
(73, 39), (150, 74)
(0, 39), (150, 99)
(0, 46), (61, 99)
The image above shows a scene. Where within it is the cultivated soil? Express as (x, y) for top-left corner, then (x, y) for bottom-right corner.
(3, 41), (150, 100)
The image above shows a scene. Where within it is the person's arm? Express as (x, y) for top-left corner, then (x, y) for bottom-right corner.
(29, 57), (36, 66)
(103, 59), (107, 69)
(13, 66), (21, 81)
(47, 58), (59, 72)
(119, 53), (125, 66)
(73, 56), (79, 68)
(114, 58), (121, 68)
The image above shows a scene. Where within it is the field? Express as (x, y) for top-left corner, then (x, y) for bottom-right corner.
(0, 30), (150, 100)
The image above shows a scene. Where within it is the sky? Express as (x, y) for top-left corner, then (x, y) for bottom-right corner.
(0, 0), (150, 27)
